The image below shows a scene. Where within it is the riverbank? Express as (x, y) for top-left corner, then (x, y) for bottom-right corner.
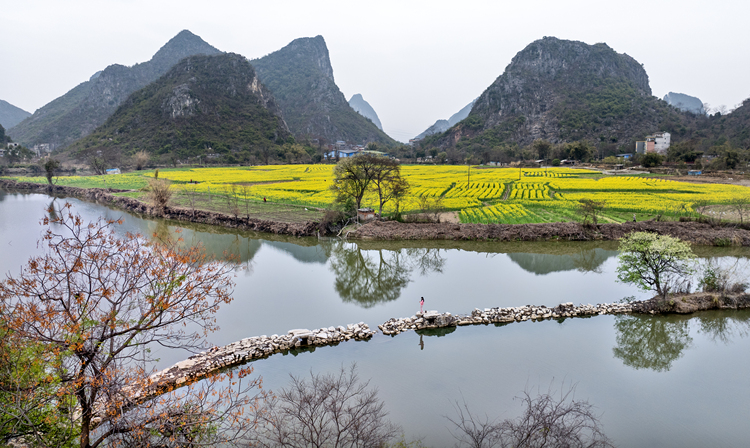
(350, 220), (750, 246)
(0, 179), (320, 237)
(5, 178), (750, 245)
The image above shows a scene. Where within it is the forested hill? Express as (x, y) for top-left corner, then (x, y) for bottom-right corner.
(66, 53), (291, 162)
(252, 36), (395, 145)
(8, 30), (221, 150)
(423, 37), (701, 154)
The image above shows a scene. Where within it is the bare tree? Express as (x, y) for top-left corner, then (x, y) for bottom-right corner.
(0, 204), (262, 447)
(148, 178), (173, 215)
(446, 398), (503, 448)
(181, 183), (199, 217)
(223, 185), (241, 219)
(577, 199), (606, 227)
(251, 364), (400, 448)
(89, 156), (107, 175)
(132, 151), (150, 171)
(447, 384), (614, 448)
(729, 198), (750, 224)
(241, 185), (252, 219)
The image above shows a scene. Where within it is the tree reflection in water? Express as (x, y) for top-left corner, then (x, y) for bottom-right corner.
(328, 242), (446, 308)
(613, 315), (692, 372)
(696, 310), (750, 344)
(570, 248), (606, 274)
(613, 310), (750, 372)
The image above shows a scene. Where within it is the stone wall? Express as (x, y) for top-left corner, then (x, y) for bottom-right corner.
(132, 322), (375, 404)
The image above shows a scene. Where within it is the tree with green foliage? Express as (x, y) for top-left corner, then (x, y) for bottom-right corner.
(0, 323), (79, 447)
(616, 232), (696, 299)
(331, 155), (376, 212)
(43, 159), (61, 186)
(565, 141), (592, 161)
(533, 139), (552, 161)
(724, 149), (741, 169)
(641, 153), (664, 168)
(369, 158), (409, 217)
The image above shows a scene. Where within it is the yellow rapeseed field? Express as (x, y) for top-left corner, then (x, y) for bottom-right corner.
(10, 165), (750, 224)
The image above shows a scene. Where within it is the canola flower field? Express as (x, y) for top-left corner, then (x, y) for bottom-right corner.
(8, 165), (750, 224)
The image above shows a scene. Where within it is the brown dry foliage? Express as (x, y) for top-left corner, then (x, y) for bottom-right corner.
(0, 204), (264, 447)
(148, 178), (173, 214)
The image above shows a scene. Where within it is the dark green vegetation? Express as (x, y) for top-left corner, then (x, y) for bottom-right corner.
(252, 36), (395, 146)
(8, 30), (221, 150)
(67, 54), (293, 164)
(0, 99), (31, 129)
(419, 37), (749, 165)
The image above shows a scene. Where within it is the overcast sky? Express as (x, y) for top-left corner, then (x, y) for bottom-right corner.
(3, 0), (749, 142)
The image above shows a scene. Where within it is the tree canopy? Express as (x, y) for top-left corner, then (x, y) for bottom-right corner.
(616, 232), (696, 299)
(330, 154), (409, 216)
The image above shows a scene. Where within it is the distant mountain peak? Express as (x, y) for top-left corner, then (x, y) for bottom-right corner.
(251, 36), (393, 144)
(68, 53), (290, 160)
(0, 99), (31, 129)
(8, 30), (221, 149)
(149, 30), (221, 70)
(415, 98), (477, 140)
(663, 92), (706, 115)
(282, 35), (334, 81)
(425, 36), (690, 150)
(348, 94), (383, 130)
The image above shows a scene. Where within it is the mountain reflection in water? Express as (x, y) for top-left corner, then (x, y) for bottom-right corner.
(613, 309), (750, 372)
(507, 247), (618, 275)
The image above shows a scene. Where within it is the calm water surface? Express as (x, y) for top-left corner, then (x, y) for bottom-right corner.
(2, 190), (750, 447)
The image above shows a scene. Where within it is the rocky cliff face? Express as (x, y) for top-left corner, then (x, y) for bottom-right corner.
(252, 36), (394, 145)
(8, 30), (221, 149)
(348, 94), (383, 130)
(663, 92), (706, 115)
(0, 99), (31, 129)
(67, 53), (290, 160)
(432, 37), (692, 150)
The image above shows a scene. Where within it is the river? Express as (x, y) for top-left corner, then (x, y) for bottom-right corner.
(1, 190), (750, 447)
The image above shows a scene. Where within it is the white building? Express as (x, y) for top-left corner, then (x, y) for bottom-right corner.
(32, 143), (51, 157)
(645, 132), (671, 155)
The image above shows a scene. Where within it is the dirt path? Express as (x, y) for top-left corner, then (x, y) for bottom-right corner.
(501, 182), (513, 200)
(438, 211), (460, 223)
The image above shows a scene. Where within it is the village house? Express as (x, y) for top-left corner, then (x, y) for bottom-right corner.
(31, 143), (52, 157)
(326, 148), (360, 159)
(636, 132), (671, 155)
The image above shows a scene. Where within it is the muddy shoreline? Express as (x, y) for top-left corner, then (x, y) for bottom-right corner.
(0, 179), (320, 237)
(4, 178), (750, 245)
(350, 219), (750, 246)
